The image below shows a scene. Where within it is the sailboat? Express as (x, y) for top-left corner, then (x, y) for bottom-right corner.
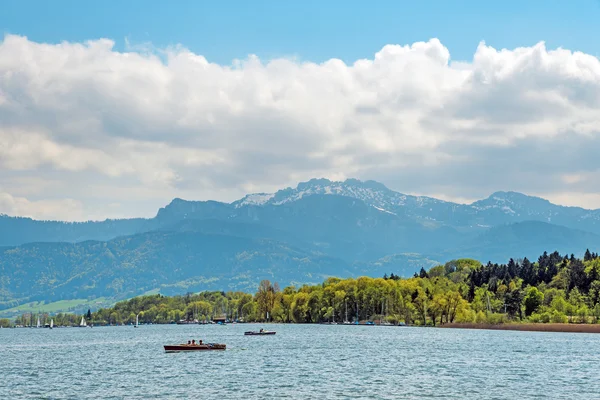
(80, 316), (87, 328)
(50, 319), (54, 329)
(36, 316), (41, 329)
(134, 314), (139, 328)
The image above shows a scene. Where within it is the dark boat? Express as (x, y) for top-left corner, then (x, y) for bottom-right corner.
(164, 343), (226, 352)
(244, 330), (276, 336)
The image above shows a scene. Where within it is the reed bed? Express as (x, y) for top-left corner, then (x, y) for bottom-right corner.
(438, 323), (600, 333)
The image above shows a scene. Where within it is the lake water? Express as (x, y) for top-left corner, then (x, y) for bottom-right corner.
(1, 324), (600, 399)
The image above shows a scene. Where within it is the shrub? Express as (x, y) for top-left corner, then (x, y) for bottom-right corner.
(540, 312), (551, 323)
(475, 311), (487, 324)
(577, 306), (590, 323)
(455, 309), (476, 323)
(487, 313), (508, 324)
(529, 313), (542, 323)
(550, 310), (568, 324)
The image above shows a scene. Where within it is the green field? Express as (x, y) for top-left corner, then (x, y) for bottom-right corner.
(0, 289), (165, 318)
(0, 297), (115, 318)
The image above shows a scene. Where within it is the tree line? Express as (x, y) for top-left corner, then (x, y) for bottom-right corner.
(10, 249), (600, 327)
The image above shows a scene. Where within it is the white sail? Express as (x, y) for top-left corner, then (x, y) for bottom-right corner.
(36, 317), (41, 328)
(135, 314), (139, 328)
(80, 316), (86, 327)
(50, 319), (54, 328)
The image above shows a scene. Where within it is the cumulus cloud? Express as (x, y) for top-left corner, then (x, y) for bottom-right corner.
(1, 34), (599, 220)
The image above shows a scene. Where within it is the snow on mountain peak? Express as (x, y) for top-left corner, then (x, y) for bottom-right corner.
(305, 179), (395, 208)
(470, 190), (556, 217)
(230, 179), (600, 225)
(167, 178), (600, 231)
(232, 178), (407, 209)
(231, 178), (450, 215)
(234, 193), (276, 207)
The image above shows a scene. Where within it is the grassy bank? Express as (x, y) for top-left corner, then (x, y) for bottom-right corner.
(0, 297), (114, 318)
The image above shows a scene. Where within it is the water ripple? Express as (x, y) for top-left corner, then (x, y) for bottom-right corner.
(1, 325), (600, 399)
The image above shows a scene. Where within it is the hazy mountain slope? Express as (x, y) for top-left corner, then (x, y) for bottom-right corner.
(0, 215), (152, 247)
(231, 194), (464, 260)
(0, 230), (354, 309)
(0, 218), (596, 310)
(445, 221), (600, 263)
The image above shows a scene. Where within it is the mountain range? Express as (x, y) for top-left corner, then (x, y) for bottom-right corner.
(1, 178), (599, 312)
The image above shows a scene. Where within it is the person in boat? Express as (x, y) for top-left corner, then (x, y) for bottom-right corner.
(192, 339), (196, 345)
(187, 340), (191, 345)
(199, 340), (203, 345)
(259, 328), (264, 333)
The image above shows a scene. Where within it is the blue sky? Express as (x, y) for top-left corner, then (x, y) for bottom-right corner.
(2, 0), (599, 64)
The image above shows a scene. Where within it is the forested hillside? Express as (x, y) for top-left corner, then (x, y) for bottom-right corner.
(38, 249), (599, 327)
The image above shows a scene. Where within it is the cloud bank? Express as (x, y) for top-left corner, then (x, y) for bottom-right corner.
(1, 35), (600, 220)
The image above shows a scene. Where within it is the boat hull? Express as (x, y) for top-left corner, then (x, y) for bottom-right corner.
(244, 331), (276, 335)
(164, 344), (226, 352)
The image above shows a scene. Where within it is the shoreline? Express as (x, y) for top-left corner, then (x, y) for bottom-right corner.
(438, 323), (600, 333)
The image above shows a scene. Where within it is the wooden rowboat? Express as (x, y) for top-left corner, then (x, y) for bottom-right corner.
(164, 343), (226, 352)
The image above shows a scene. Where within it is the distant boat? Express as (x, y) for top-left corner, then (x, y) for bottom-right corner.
(176, 320), (197, 325)
(36, 317), (41, 329)
(134, 314), (139, 328)
(244, 329), (276, 336)
(80, 316), (87, 328)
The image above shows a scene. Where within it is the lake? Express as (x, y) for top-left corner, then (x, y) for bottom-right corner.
(1, 324), (599, 399)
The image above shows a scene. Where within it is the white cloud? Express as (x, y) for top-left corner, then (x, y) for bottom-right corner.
(0, 192), (84, 221)
(1, 34), (600, 220)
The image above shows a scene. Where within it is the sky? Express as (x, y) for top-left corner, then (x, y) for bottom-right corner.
(1, 0), (600, 221)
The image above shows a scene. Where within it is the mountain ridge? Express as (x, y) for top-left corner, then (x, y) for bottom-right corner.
(3, 177), (600, 248)
(6, 178), (600, 222)
(1, 177), (599, 313)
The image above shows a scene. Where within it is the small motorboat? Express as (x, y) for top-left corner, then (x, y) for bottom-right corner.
(244, 330), (276, 336)
(164, 343), (226, 352)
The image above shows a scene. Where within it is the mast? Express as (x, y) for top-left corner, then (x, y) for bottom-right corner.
(384, 298), (387, 324)
(345, 299), (348, 323)
(332, 298), (335, 324)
